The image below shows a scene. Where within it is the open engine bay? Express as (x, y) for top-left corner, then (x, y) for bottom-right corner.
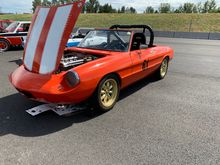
(59, 51), (102, 72)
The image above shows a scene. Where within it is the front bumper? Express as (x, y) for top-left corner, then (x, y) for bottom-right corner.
(9, 66), (93, 104)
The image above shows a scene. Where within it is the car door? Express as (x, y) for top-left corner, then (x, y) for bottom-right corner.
(129, 48), (151, 83)
(141, 47), (160, 75)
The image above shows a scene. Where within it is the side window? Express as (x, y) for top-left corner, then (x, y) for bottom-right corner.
(17, 23), (30, 32)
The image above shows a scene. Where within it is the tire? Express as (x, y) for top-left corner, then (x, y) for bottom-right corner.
(91, 74), (120, 112)
(155, 57), (169, 80)
(0, 39), (10, 52)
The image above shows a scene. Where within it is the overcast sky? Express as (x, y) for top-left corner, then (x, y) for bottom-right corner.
(1, 0), (220, 13)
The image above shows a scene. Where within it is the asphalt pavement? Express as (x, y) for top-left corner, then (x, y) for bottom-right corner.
(0, 38), (220, 165)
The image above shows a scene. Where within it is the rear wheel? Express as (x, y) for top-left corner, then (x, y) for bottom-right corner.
(155, 57), (169, 79)
(91, 75), (120, 112)
(0, 39), (10, 52)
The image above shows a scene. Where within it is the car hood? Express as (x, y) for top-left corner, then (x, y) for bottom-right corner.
(23, 0), (85, 75)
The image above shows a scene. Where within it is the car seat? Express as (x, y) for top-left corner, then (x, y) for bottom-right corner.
(131, 33), (146, 51)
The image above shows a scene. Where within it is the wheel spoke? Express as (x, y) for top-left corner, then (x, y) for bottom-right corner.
(101, 94), (106, 100)
(104, 96), (108, 103)
(0, 43), (5, 49)
(105, 84), (109, 90)
(107, 82), (110, 87)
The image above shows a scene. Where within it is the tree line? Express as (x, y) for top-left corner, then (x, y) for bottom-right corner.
(32, 0), (136, 13)
(146, 0), (220, 13)
(32, 0), (220, 13)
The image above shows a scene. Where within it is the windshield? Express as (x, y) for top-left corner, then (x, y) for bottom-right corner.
(78, 30), (132, 52)
(2, 22), (11, 29)
(5, 22), (19, 33)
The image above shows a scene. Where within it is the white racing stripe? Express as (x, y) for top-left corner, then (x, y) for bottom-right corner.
(24, 8), (50, 71)
(39, 4), (73, 74)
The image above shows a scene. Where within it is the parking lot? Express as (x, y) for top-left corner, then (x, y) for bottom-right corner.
(0, 37), (220, 164)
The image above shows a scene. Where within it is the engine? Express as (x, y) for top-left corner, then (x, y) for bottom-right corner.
(59, 52), (99, 71)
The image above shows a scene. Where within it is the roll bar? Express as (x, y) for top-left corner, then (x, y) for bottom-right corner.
(109, 25), (154, 47)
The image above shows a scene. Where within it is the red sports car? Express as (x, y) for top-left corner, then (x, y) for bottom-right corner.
(9, 1), (174, 112)
(0, 21), (30, 51)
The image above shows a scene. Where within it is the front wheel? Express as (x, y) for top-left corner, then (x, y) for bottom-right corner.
(91, 75), (120, 112)
(155, 57), (169, 79)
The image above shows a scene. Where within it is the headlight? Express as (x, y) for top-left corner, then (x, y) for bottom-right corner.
(64, 70), (80, 87)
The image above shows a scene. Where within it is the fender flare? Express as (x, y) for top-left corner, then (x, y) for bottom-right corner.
(0, 37), (11, 45)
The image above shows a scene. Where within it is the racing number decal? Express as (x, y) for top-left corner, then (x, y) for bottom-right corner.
(142, 60), (148, 70)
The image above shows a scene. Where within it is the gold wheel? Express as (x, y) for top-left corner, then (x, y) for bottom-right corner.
(99, 78), (118, 108)
(160, 58), (168, 78)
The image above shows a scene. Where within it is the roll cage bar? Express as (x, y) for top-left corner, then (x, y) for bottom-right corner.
(109, 25), (154, 47)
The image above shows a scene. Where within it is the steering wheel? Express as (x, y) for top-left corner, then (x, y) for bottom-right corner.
(118, 41), (127, 49)
(109, 40), (127, 50)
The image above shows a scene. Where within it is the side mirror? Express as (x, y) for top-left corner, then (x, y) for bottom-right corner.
(140, 44), (148, 49)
